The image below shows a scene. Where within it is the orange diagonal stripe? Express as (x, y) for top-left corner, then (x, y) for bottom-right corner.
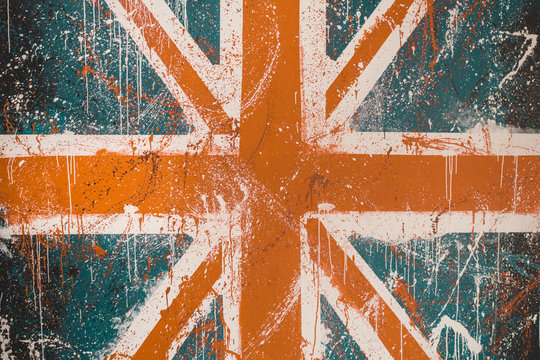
(326, 0), (417, 118)
(306, 219), (436, 359)
(131, 245), (222, 359)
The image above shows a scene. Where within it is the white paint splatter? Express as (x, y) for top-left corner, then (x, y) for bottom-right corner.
(0, 317), (14, 360)
(446, 7), (460, 57)
(431, 315), (482, 356)
(498, 30), (538, 88)
(0, 227), (13, 241)
(0, 241), (11, 259)
(6, 0), (10, 53)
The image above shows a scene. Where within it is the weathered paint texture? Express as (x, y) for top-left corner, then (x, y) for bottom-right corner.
(0, 0), (538, 359)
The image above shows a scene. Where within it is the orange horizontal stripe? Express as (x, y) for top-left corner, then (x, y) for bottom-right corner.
(0, 154), (243, 220)
(310, 154), (539, 214)
(1, 155), (538, 220)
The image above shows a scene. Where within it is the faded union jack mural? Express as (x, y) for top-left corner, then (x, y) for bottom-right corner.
(0, 0), (538, 359)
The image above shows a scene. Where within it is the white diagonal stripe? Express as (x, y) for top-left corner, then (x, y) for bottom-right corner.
(104, 0), (210, 133)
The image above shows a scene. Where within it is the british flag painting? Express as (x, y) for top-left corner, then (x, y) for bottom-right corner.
(0, 0), (539, 359)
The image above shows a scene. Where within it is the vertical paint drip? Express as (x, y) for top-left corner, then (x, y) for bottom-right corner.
(513, 156), (518, 211)
(83, 0), (89, 113)
(407, 241), (410, 285)
(92, 0), (96, 54)
(109, 13), (113, 49)
(327, 229), (333, 273)
(400, 322), (403, 360)
(46, 235), (50, 283)
(127, 234), (131, 281)
(137, 51), (141, 127)
(474, 272), (480, 345)
(171, 234), (176, 260)
(119, 28), (123, 134)
(445, 327), (449, 360)
(496, 233), (500, 283)
(343, 249), (347, 284)
(448, 156), (454, 210)
(455, 237), (460, 357)
(66, 156), (72, 215)
(195, 323), (199, 359)
(6, 0), (10, 52)
(413, 240), (416, 299)
(72, 156), (76, 185)
(445, 155), (448, 200)
(30, 234), (37, 311)
(182, 0), (188, 33)
(7, 157), (14, 184)
(37, 235), (44, 360)
(500, 155), (504, 188)
(125, 30), (130, 133)
(133, 234), (138, 279)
